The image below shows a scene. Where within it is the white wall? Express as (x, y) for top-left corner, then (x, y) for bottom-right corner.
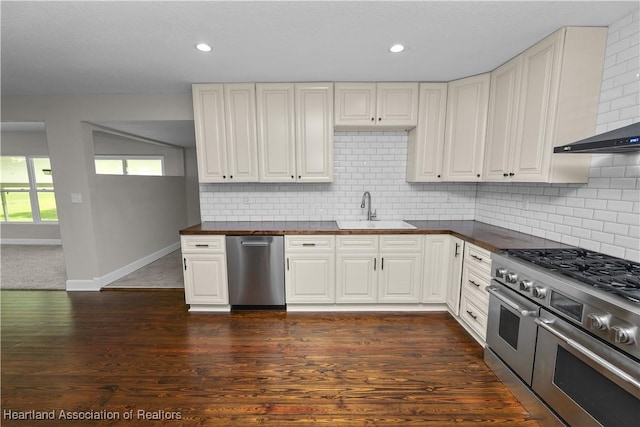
(200, 131), (476, 221)
(93, 175), (187, 276)
(476, 9), (640, 262)
(0, 129), (62, 241)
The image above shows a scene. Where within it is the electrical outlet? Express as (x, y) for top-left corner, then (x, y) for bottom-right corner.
(243, 196), (250, 204)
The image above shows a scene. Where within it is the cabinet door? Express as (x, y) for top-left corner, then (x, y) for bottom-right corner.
(484, 57), (522, 181)
(512, 29), (564, 182)
(256, 83), (297, 182)
(446, 237), (464, 315)
(295, 83), (334, 182)
(224, 83), (259, 182)
(378, 252), (422, 303)
(422, 235), (451, 303)
(336, 253), (378, 303)
(376, 83), (419, 127)
(334, 82), (377, 127)
(285, 253), (335, 303)
(192, 84), (228, 182)
(406, 83), (447, 182)
(442, 74), (490, 181)
(183, 253), (229, 305)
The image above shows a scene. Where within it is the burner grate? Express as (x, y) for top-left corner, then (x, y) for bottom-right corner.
(505, 248), (640, 305)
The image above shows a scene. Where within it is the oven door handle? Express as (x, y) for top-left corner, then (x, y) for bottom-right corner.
(487, 286), (538, 317)
(535, 318), (640, 390)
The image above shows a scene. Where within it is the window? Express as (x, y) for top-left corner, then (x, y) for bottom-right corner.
(1, 156), (58, 222)
(94, 156), (164, 176)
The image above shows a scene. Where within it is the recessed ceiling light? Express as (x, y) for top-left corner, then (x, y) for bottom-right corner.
(196, 43), (212, 52)
(389, 44), (405, 53)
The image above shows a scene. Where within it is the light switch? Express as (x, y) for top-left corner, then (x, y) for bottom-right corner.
(71, 193), (83, 204)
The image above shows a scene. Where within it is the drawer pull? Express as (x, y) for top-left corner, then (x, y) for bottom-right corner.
(469, 280), (480, 288)
(302, 243), (316, 247)
(466, 310), (478, 320)
(195, 244), (210, 248)
(471, 254), (484, 262)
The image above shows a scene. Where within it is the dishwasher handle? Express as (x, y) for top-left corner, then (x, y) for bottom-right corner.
(241, 241), (270, 247)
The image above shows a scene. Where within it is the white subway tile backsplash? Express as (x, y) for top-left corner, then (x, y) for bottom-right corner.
(200, 132), (477, 222)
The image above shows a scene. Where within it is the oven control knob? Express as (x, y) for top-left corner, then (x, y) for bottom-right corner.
(506, 273), (518, 283)
(586, 314), (610, 331)
(532, 286), (547, 299)
(519, 280), (533, 292)
(495, 268), (507, 279)
(611, 326), (636, 345)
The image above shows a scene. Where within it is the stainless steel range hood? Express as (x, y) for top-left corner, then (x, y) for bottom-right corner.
(554, 122), (640, 154)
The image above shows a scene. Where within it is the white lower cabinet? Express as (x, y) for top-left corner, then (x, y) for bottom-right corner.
(445, 237), (465, 314)
(423, 235), (464, 304)
(285, 236), (336, 303)
(181, 235), (229, 310)
(456, 243), (492, 344)
(336, 235), (423, 304)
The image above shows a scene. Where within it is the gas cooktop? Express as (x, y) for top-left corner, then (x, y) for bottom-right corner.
(504, 248), (640, 305)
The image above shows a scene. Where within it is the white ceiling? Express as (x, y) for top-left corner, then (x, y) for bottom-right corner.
(1, 1), (637, 147)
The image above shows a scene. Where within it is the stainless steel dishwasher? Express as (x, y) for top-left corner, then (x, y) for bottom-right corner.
(225, 236), (285, 309)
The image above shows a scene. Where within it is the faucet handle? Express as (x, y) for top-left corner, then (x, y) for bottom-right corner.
(370, 210), (378, 220)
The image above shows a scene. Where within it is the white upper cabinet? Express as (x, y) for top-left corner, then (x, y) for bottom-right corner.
(442, 73), (490, 181)
(334, 82), (419, 129)
(406, 83), (448, 182)
(485, 27), (607, 183)
(257, 83), (334, 183)
(223, 84), (259, 182)
(192, 84), (228, 182)
(295, 83), (334, 182)
(256, 83), (297, 182)
(484, 57), (522, 181)
(192, 83), (259, 183)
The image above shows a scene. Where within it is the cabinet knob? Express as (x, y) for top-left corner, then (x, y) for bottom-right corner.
(437, 174), (441, 178)
(370, 117), (375, 121)
(223, 175), (226, 179)
(509, 172), (515, 176)
(230, 175), (233, 179)
(298, 175), (301, 179)
(291, 175), (294, 179)
(503, 173), (509, 177)
(476, 174), (481, 178)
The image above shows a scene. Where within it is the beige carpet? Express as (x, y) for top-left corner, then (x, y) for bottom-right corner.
(103, 250), (184, 289)
(0, 245), (67, 290)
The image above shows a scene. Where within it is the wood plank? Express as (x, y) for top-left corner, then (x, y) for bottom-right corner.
(1, 290), (541, 426)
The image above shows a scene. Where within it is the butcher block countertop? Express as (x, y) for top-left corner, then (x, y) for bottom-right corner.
(180, 220), (571, 253)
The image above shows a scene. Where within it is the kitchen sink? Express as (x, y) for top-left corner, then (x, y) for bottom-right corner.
(336, 220), (417, 230)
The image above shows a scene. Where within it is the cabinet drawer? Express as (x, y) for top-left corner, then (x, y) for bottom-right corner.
(460, 294), (488, 340)
(464, 244), (491, 272)
(286, 235), (335, 252)
(461, 265), (490, 307)
(181, 235), (225, 253)
(337, 235), (378, 251)
(379, 235), (423, 252)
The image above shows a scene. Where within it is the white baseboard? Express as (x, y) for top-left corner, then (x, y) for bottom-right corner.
(188, 304), (231, 313)
(285, 303), (449, 312)
(1, 238), (62, 245)
(65, 242), (179, 292)
(66, 279), (101, 291)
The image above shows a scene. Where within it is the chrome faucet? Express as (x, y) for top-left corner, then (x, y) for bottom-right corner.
(360, 191), (377, 221)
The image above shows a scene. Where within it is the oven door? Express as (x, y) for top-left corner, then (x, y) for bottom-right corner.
(533, 309), (640, 427)
(486, 281), (539, 385)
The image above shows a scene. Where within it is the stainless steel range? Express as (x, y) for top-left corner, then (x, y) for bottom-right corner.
(485, 248), (640, 427)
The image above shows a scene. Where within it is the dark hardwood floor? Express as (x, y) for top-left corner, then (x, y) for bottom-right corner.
(1, 290), (541, 426)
